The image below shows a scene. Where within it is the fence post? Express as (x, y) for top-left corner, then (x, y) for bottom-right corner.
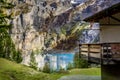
(88, 44), (90, 62)
(100, 43), (103, 65)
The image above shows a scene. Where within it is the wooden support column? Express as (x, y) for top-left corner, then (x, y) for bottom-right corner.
(79, 44), (81, 58)
(101, 64), (120, 80)
(100, 44), (103, 65)
(88, 44), (90, 61)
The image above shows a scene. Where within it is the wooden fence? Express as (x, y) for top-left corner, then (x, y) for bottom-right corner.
(79, 43), (120, 65)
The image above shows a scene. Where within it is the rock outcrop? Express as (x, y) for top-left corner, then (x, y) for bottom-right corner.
(10, 0), (71, 66)
(9, 0), (99, 69)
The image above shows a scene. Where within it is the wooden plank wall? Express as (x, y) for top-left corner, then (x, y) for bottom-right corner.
(80, 44), (101, 62)
(80, 43), (120, 64)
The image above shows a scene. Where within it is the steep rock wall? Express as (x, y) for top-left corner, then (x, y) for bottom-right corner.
(9, 0), (98, 69)
(10, 0), (73, 66)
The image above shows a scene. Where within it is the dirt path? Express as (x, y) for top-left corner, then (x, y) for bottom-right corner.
(58, 75), (101, 80)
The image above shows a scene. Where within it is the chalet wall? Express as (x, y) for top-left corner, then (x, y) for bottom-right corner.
(99, 13), (120, 24)
(100, 25), (120, 43)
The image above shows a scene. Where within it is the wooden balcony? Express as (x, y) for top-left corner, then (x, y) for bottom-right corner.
(79, 43), (120, 65)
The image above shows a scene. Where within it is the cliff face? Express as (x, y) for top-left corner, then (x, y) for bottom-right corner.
(10, 0), (72, 65)
(9, 0), (98, 69)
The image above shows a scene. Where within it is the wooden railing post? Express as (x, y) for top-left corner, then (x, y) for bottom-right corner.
(88, 44), (90, 61)
(100, 43), (103, 65)
(79, 44), (81, 58)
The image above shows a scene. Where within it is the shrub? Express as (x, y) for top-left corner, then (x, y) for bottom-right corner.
(29, 51), (38, 70)
(12, 50), (23, 63)
(0, 0), (22, 63)
(79, 58), (88, 68)
(74, 52), (88, 68)
(67, 63), (74, 70)
(57, 66), (69, 74)
(43, 62), (50, 73)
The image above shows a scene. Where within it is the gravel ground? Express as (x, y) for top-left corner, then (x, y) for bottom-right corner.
(58, 75), (101, 80)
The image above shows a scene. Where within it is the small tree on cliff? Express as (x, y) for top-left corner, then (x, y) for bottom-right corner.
(43, 62), (50, 73)
(29, 51), (38, 70)
(74, 52), (88, 68)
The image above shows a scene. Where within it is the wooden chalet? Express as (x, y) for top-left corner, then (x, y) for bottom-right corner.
(79, 0), (120, 79)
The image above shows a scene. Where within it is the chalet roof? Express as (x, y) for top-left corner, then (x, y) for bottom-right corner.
(81, 0), (120, 21)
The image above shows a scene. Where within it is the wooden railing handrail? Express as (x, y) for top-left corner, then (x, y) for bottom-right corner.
(79, 43), (120, 64)
(79, 42), (120, 45)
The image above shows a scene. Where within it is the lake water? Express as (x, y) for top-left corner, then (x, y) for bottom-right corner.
(44, 53), (75, 71)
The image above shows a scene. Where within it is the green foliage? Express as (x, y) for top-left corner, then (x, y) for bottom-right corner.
(74, 52), (88, 68)
(0, 0), (22, 63)
(29, 51), (38, 70)
(0, 0), (14, 9)
(67, 63), (74, 70)
(0, 58), (51, 80)
(0, 58), (101, 80)
(0, 27), (23, 62)
(69, 68), (101, 76)
(0, 0), (14, 28)
(13, 50), (23, 63)
(57, 66), (69, 74)
(61, 28), (66, 35)
(14, 3), (31, 16)
(79, 58), (89, 68)
(43, 62), (51, 73)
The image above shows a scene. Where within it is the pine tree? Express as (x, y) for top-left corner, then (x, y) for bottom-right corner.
(0, 0), (13, 28)
(29, 51), (38, 70)
(0, 0), (22, 62)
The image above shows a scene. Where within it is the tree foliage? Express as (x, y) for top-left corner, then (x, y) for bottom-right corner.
(0, 0), (22, 63)
(67, 62), (74, 70)
(29, 51), (38, 70)
(43, 62), (50, 73)
(0, 0), (14, 28)
(74, 52), (88, 68)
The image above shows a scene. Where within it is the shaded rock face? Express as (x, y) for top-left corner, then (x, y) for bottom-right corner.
(10, 0), (73, 66)
(10, 0), (99, 69)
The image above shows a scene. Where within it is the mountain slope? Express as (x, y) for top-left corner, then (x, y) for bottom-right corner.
(0, 58), (101, 80)
(0, 58), (51, 80)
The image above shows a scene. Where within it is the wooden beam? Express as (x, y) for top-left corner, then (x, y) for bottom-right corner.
(109, 15), (120, 22)
(84, 3), (120, 22)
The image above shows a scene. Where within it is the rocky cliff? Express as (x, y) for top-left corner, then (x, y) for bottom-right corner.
(9, 0), (70, 65)
(8, 0), (98, 69)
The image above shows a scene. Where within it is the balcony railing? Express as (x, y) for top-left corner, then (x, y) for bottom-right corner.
(79, 43), (120, 65)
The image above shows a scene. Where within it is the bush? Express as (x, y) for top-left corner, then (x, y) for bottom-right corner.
(29, 51), (37, 70)
(43, 62), (50, 73)
(57, 66), (69, 74)
(0, 28), (23, 63)
(12, 50), (23, 63)
(0, 1), (22, 63)
(79, 58), (88, 68)
(67, 63), (74, 70)
(74, 52), (88, 68)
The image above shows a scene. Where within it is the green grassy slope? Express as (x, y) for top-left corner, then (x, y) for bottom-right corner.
(69, 68), (101, 75)
(0, 58), (51, 80)
(0, 58), (101, 80)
